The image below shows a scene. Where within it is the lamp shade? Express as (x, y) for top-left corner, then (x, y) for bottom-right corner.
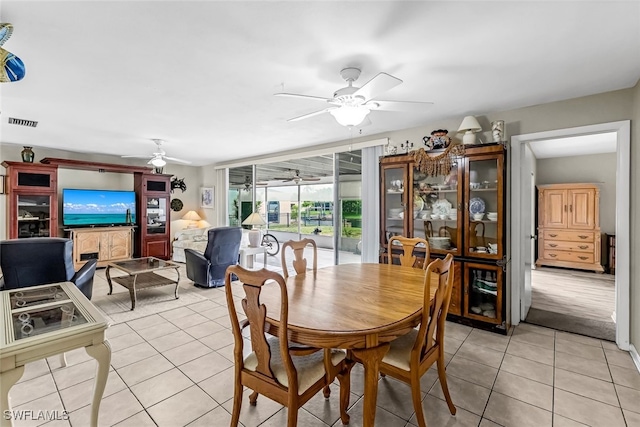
(457, 116), (482, 132)
(150, 157), (166, 167)
(242, 212), (266, 226)
(182, 210), (202, 221)
(330, 106), (370, 127)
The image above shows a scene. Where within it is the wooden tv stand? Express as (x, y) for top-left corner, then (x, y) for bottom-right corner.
(67, 226), (134, 270)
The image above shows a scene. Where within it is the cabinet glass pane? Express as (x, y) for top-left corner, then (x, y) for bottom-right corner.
(468, 159), (500, 255)
(17, 194), (52, 238)
(413, 164), (460, 253)
(383, 167), (405, 243)
(468, 267), (498, 320)
(147, 197), (167, 234)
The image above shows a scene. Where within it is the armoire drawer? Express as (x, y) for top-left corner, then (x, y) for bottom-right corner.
(543, 241), (594, 252)
(543, 250), (595, 264)
(543, 230), (594, 242)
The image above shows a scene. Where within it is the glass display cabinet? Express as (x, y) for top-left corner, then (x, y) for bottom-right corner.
(379, 143), (508, 333)
(134, 173), (172, 259)
(2, 162), (58, 239)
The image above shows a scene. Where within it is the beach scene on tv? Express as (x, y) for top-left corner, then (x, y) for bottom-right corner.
(63, 189), (136, 226)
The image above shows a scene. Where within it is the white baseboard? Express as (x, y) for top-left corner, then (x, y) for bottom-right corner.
(630, 344), (640, 373)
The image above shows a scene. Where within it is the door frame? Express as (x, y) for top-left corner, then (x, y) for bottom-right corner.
(510, 120), (630, 350)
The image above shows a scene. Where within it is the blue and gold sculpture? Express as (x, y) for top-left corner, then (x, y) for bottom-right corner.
(0, 23), (26, 83)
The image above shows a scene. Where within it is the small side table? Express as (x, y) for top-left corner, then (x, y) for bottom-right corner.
(0, 282), (110, 427)
(239, 246), (267, 269)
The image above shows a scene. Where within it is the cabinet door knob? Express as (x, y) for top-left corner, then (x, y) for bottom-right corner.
(578, 235), (588, 239)
(549, 244), (557, 247)
(578, 256), (588, 260)
(578, 245), (588, 249)
(549, 254), (557, 257)
(549, 234), (558, 237)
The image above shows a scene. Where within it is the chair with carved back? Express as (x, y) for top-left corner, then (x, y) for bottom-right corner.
(388, 235), (431, 270)
(225, 265), (352, 427)
(379, 253), (456, 427)
(280, 238), (318, 279)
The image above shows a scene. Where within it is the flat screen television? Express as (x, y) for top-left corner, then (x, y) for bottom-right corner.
(62, 189), (136, 227)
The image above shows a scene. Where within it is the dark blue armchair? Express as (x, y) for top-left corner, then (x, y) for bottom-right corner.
(185, 226), (242, 288)
(0, 237), (98, 300)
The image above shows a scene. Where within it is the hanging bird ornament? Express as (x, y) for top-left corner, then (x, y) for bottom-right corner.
(0, 23), (26, 83)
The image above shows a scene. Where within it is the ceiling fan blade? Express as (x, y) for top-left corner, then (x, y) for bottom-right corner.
(367, 100), (434, 112)
(274, 93), (331, 102)
(164, 156), (192, 165)
(354, 72), (402, 101)
(301, 177), (321, 181)
(287, 107), (336, 122)
(121, 155), (152, 159)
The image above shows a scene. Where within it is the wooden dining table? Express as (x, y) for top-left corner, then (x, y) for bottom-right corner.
(259, 263), (433, 427)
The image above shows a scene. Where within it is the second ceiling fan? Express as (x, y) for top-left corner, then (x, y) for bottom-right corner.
(275, 67), (433, 127)
(274, 170), (321, 184)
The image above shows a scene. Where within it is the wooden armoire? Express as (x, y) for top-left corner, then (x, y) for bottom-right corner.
(536, 183), (604, 273)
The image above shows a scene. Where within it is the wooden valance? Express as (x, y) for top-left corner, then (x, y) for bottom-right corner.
(411, 145), (465, 176)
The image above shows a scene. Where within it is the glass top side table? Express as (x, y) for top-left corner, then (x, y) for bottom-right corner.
(0, 282), (110, 427)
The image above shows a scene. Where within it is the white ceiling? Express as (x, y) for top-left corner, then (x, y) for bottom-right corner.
(530, 132), (618, 159)
(1, 1), (639, 166)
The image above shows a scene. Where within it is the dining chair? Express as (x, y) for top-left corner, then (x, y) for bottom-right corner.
(225, 265), (352, 427)
(280, 238), (318, 279)
(379, 253), (456, 427)
(388, 235), (431, 269)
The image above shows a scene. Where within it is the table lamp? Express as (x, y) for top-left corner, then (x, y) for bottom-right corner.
(457, 115), (482, 145)
(242, 212), (266, 247)
(182, 210), (202, 229)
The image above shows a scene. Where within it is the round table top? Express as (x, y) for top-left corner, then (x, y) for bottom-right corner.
(260, 263), (431, 347)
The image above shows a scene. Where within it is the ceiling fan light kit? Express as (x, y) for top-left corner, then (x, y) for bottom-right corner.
(457, 116), (482, 145)
(330, 105), (370, 127)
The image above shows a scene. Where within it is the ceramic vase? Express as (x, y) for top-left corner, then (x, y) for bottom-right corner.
(491, 120), (505, 142)
(21, 146), (34, 163)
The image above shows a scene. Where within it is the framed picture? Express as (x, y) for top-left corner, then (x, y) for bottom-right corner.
(0, 175), (5, 194)
(201, 187), (214, 209)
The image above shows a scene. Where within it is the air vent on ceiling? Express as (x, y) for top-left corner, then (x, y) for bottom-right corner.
(8, 117), (38, 127)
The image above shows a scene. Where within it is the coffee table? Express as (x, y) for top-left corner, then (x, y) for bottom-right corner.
(106, 257), (180, 310)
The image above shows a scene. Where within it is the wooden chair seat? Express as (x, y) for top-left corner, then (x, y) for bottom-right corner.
(244, 337), (346, 393)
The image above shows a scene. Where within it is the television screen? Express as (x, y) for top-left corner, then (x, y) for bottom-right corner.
(63, 189), (136, 227)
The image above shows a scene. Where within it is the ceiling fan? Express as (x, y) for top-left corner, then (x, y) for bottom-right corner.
(275, 67), (433, 127)
(273, 170), (321, 184)
(121, 139), (192, 167)
(231, 176), (267, 191)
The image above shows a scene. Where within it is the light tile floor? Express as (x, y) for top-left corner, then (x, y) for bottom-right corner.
(8, 264), (640, 427)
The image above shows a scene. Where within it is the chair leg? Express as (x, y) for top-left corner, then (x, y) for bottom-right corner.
(231, 382), (243, 427)
(337, 362), (354, 425)
(437, 356), (456, 415)
(286, 405), (299, 427)
(249, 391), (259, 406)
(323, 385), (331, 398)
(411, 375), (426, 427)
